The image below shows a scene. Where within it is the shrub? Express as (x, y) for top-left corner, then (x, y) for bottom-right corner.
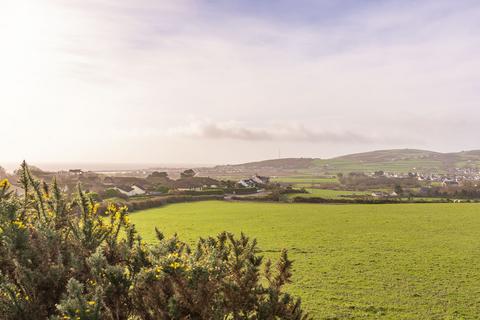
(0, 163), (310, 319)
(172, 189), (225, 196)
(102, 195), (226, 213)
(101, 188), (128, 200)
(226, 188), (258, 195)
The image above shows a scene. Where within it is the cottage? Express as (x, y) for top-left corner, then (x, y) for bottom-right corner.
(238, 179), (256, 188)
(114, 185), (146, 197)
(238, 175), (270, 188)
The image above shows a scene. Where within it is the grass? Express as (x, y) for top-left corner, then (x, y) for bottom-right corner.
(271, 176), (338, 184)
(313, 159), (446, 174)
(130, 201), (480, 319)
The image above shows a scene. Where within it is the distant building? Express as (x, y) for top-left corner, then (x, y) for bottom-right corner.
(238, 179), (256, 188)
(114, 185), (146, 197)
(251, 175), (270, 185)
(237, 175), (270, 188)
(69, 169), (83, 175)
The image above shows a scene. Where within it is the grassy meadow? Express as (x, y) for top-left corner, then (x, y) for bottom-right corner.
(271, 176), (339, 184)
(129, 201), (480, 319)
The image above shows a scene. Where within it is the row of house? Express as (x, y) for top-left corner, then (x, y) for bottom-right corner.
(110, 175), (271, 198)
(370, 170), (480, 187)
(104, 171), (223, 197)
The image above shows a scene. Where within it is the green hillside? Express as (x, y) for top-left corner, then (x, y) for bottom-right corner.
(212, 149), (480, 175)
(314, 149), (448, 173)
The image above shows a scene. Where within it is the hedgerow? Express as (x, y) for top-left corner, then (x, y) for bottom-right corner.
(0, 163), (310, 319)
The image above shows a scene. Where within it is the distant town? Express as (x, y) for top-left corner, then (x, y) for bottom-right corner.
(3, 152), (480, 209)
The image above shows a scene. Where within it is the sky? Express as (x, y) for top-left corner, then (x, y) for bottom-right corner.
(1, 0), (480, 167)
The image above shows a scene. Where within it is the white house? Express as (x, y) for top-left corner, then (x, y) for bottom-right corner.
(238, 179), (256, 188)
(115, 185), (146, 197)
(238, 175), (270, 188)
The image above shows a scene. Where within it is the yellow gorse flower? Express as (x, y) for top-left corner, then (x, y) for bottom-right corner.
(170, 262), (181, 269)
(107, 203), (116, 212)
(0, 179), (10, 188)
(12, 220), (26, 229)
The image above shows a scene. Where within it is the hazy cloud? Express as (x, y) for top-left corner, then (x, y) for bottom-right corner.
(1, 0), (479, 164)
(170, 121), (392, 144)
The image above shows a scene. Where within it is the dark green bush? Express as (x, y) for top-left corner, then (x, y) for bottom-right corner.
(172, 189), (225, 196)
(103, 195), (226, 213)
(101, 188), (128, 200)
(226, 188), (258, 195)
(0, 164), (310, 319)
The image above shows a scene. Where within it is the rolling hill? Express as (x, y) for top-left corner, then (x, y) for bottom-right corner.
(200, 149), (480, 177)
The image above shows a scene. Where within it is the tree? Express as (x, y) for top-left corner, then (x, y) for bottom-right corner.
(155, 185), (169, 193)
(102, 187), (127, 200)
(148, 171), (168, 178)
(180, 169), (196, 179)
(0, 163), (311, 319)
(394, 184), (404, 196)
(374, 170), (384, 177)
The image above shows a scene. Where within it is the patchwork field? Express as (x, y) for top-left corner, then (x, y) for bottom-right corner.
(130, 201), (480, 319)
(271, 176), (338, 184)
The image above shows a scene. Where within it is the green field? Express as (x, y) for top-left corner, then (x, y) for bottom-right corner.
(130, 201), (480, 319)
(313, 158), (446, 174)
(272, 176), (338, 184)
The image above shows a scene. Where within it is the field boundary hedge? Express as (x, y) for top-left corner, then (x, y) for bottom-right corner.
(172, 189), (225, 196)
(291, 196), (453, 204)
(100, 195), (225, 213)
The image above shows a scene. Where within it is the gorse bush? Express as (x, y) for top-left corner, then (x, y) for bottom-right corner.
(0, 163), (310, 320)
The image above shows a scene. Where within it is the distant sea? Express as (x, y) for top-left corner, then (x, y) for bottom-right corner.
(1, 162), (215, 173)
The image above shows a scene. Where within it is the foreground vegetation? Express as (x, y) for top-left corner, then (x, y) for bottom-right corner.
(131, 201), (480, 319)
(0, 165), (309, 319)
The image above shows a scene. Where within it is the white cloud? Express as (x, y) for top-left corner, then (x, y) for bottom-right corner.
(169, 120), (383, 144)
(1, 0), (479, 164)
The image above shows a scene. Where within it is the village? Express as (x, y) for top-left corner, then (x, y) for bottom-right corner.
(0, 165), (272, 200)
(4, 163), (480, 206)
(370, 168), (480, 186)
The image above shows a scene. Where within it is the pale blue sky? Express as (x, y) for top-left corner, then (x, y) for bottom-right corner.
(1, 0), (479, 165)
